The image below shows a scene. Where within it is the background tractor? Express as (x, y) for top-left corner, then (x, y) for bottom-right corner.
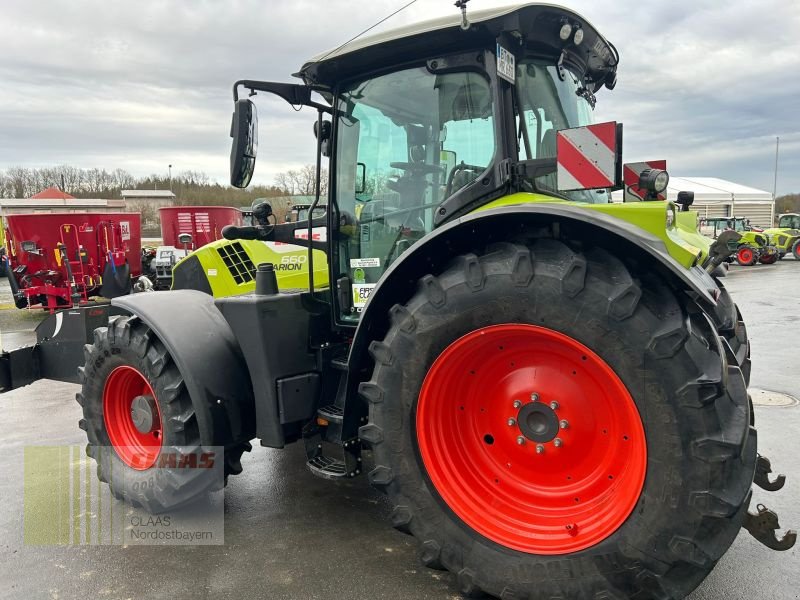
(703, 216), (778, 265)
(764, 213), (800, 260)
(76, 4), (793, 599)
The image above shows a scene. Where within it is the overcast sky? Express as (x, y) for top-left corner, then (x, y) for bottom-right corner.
(1, 0), (798, 194)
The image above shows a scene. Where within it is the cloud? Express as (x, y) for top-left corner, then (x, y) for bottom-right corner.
(0, 0), (798, 193)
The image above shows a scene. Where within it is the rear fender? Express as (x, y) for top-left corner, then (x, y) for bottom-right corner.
(348, 204), (719, 379)
(112, 290), (255, 447)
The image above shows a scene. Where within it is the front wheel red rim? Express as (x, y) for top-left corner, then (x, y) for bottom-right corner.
(416, 324), (647, 555)
(103, 365), (163, 470)
(738, 248), (753, 263)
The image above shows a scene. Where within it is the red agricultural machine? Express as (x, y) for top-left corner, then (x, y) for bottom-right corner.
(144, 206), (243, 288)
(3, 213), (141, 311)
(159, 205), (243, 248)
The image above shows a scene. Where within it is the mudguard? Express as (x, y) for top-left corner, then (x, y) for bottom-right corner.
(348, 204), (719, 376)
(112, 290), (255, 448)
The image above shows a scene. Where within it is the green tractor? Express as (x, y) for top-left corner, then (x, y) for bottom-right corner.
(76, 4), (794, 599)
(764, 212), (800, 260)
(703, 216), (779, 265)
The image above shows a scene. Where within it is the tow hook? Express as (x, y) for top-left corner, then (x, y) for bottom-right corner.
(754, 455), (786, 492)
(742, 504), (797, 551)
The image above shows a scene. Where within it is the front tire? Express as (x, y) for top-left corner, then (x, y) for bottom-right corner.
(77, 315), (251, 512)
(361, 240), (756, 599)
(736, 246), (756, 266)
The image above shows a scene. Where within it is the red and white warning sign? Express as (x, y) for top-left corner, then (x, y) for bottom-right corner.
(556, 121), (619, 191)
(623, 160), (667, 201)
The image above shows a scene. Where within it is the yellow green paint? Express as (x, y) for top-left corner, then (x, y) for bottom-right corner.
(174, 239), (329, 297)
(475, 193), (703, 268)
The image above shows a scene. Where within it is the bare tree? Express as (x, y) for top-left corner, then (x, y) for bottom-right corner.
(5, 167), (31, 197)
(273, 164), (329, 196)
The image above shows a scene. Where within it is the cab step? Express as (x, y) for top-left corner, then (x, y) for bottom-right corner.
(306, 455), (348, 479)
(317, 403), (344, 425)
(331, 357), (348, 371)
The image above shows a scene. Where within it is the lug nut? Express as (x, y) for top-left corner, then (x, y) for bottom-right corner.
(507, 418), (517, 427)
(560, 419), (569, 429)
(530, 393), (540, 402)
(535, 444), (545, 454)
(516, 436), (526, 445)
(550, 401), (559, 410)
(513, 400), (522, 409)
(554, 438), (563, 448)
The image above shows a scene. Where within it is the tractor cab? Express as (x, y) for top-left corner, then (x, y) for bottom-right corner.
(225, 3), (655, 321)
(703, 216), (758, 238)
(778, 213), (800, 229)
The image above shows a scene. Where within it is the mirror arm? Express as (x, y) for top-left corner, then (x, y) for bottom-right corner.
(233, 80), (332, 113)
(270, 218), (327, 249)
(307, 109), (325, 295)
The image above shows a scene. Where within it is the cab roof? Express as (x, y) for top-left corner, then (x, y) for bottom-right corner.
(297, 3), (617, 91)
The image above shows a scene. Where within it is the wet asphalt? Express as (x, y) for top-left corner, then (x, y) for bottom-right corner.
(0, 262), (798, 600)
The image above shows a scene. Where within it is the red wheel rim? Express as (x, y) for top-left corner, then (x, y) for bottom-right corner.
(738, 248), (753, 263)
(103, 365), (163, 470)
(416, 324), (647, 555)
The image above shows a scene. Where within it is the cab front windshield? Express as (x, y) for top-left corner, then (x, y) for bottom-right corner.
(334, 58), (601, 319)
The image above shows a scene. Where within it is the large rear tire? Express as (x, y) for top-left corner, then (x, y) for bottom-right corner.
(77, 315), (251, 512)
(792, 239), (800, 260)
(361, 240), (756, 599)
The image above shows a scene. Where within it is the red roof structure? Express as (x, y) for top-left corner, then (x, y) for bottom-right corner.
(29, 187), (75, 200)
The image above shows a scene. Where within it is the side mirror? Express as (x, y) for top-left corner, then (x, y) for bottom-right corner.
(230, 99), (258, 188)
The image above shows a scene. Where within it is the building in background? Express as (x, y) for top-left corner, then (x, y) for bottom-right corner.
(29, 186), (76, 200)
(0, 186), (125, 216)
(121, 189), (176, 207)
(613, 177), (775, 227)
(121, 190), (176, 230)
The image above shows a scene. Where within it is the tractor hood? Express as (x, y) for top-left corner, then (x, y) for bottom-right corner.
(297, 3), (618, 91)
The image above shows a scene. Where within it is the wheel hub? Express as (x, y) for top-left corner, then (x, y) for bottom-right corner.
(131, 395), (158, 434)
(516, 400), (560, 443)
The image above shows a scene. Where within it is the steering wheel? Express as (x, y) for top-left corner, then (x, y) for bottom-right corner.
(446, 162), (485, 197)
(389, 162), (445, 176)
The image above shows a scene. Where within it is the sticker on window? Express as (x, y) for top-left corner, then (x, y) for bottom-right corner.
(352, 283), (377, 309)
(120, 221), (131, 241)
(496, 43), (515, 84)
(350, 257), (380, 268)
